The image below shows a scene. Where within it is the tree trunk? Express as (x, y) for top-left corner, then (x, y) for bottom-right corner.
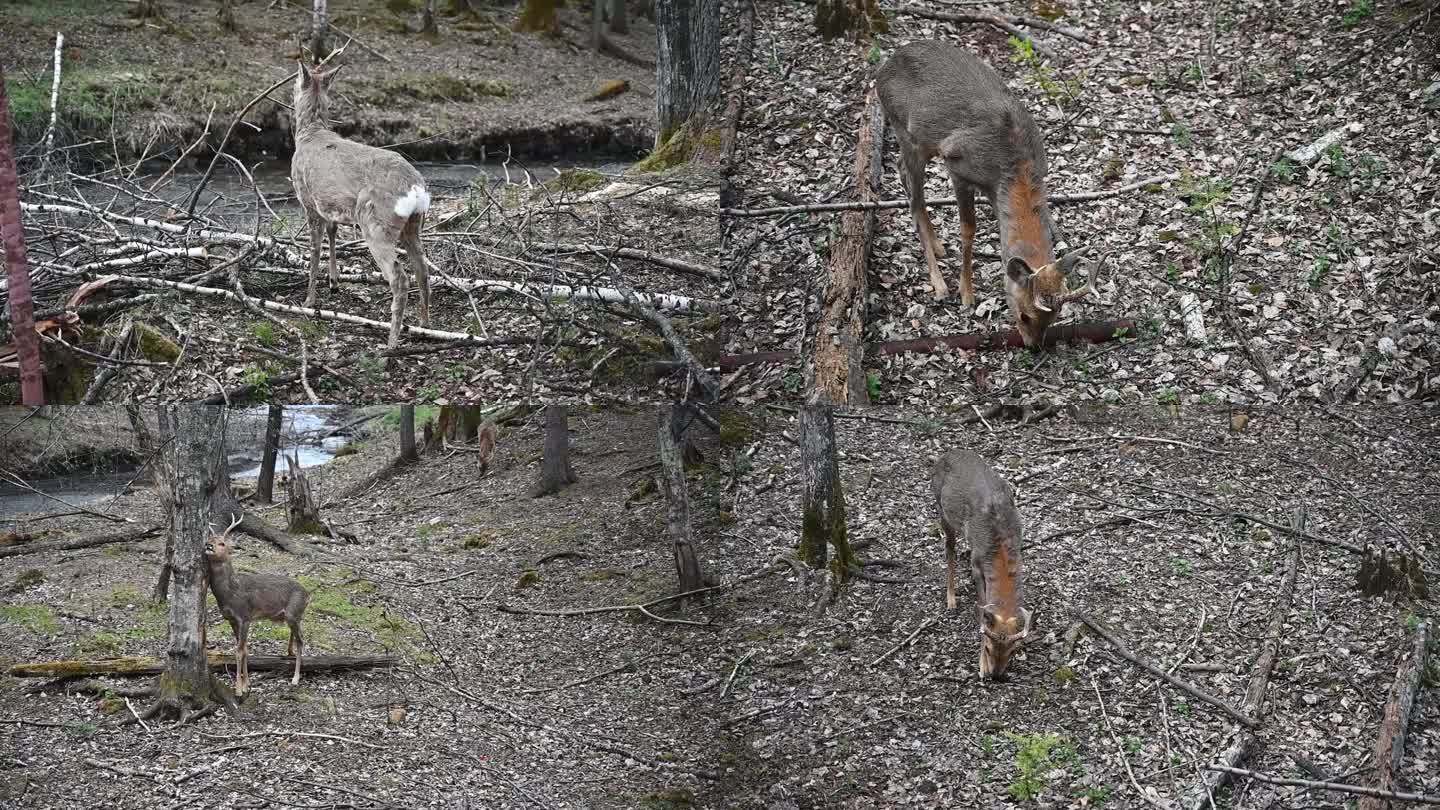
(530, 403), (577, 498)
(448, 0), (479, 14)
(0, 62), (44, 406)
(515, 0), (559, 33)
(285, 454), (325, 535)
(813, 88), (885, 406)
(654, 0), (721, 148)
(144, 404), (238, 722)
(133, 0), (164, 19)
(657, 404), (703, 593)
(592, 0), (604, 50)
(217, 0), (238, 32)
(634, 0), (653, 20)
(608, 0), (628, 33)
(420, 0), (439, 37)
(151, 405), (176, 601)
(255, 404), (283, 504)
(310, 0), (330, 60)
(209, 423), (311, 555)
(815, 0), (887, 40)
(797, 392), (854, 583)
(399, 404), (419, 464)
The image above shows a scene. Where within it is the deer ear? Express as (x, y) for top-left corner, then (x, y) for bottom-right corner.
(1019, 607), (1033, 636)
(298, 61), (313, 86)
(1005, 257), (1033, 286)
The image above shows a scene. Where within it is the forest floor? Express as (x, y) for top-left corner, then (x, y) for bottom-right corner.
(1, 402), (1437, 809)
(721, 0), (1440, 410)
(4, 0), (730, 406)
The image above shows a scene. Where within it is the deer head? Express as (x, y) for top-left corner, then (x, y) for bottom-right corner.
(978, 605), (1032, 681)
(294, 61), (343, 132)
(203, 514), (244, 563)
(1004, 248), (1094, 349)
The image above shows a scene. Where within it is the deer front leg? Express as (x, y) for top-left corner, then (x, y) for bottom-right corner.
(944, 528), (958, 611)
(326, 222), (339, 289)
(897, 139), (948, 300)
(303, 214), (324, 308)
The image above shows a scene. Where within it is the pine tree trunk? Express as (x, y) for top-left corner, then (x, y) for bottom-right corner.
(657, 404), (703, 593)
(399, 404), (419, 463)
(530, 403), (577, 498)
(608, 0), (628, 33)
(654, 0), (721, 147)
(516, 0), (559, 33)
(144, 404), (237, 721)
(255, 404), (283, 504)
(310, 0), (330, 60)
(797, 392), (854, 581)
(0, 62), (44, 406)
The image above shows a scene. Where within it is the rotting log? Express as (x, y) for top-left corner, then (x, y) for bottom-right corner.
(648, 319), (1139, 377)
(813, 88), (885, 406)
(8, 652), (398, 679)
(284, 454), (325, 535)
(1360, 620), (1433, 810)
(657, 403), (704, 594)
(0, 526), (160, 559)
(1184, 511), (1303, 809)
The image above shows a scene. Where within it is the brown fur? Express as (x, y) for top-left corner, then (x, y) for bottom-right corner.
(204, 518), (310, 696)
(475, 420), (498, 473)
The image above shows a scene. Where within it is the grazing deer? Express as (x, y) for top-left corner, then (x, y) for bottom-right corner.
(931, 449), (1031, 681)
(291, 61), (432, 350)
(204, 515), (311, 696)
(476, 419), (498, 473)
(876, 41), (1092, 347)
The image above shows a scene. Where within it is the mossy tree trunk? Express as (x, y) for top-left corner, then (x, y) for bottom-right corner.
(658, 404), (703, 594)
(284, 454), (325, 536)
(654, 0), (721, 149)
(797, 392), (855, 585)
(515, 0), (559, 33)
(609, 0), (628, 33)
(815, 0), (887, 40)
(530, 402), (577, 498)
(399, 404), (419, 464)
(255, 404), (283, 504)
(143, 404), (238, 723)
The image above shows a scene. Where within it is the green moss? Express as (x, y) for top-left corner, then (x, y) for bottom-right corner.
(632, 124), (698, 173)
(581, 568), (626, 582)
(547, 168), (607, 194)
(716, 409), (761, 448)
(640, 789), (695, 809)
(515, 569), (541, 590)
(134, 322), (181, 362)
(1053, 665), (1076, 684)
(462, 532), (494, 550)
(0, 605), (60, 634)
(294, 574), (424, 659)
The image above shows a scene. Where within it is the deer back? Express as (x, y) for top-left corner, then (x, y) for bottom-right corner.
(931, 449), (1023, 579)
(292, 132), (427, 228)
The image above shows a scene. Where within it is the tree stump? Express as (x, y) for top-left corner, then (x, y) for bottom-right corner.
(658, 404), (704, 594)
(797, 392), (855, 585)
(530, 403), (577, 498)
(654, 0), (721, 147)
(399, 404), (419, 464)
(815, 0), (887, 39)
(285, 454), (325, 536)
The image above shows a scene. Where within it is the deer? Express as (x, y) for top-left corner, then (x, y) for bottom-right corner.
(476, 419), (498, 474)
(291, 60), (432, 351)
(204, 515), (311, 696)
(876, 41), (1093, 348)
(931, 448), (1032, 681)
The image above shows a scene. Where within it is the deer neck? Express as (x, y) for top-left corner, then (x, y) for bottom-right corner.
(293, 92), (330, 139)
(982, 542), (1022, 615)
(206, 558), (239, 605)
(995, 161), (1056, 270)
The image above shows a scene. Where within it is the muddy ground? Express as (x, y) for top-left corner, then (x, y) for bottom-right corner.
(1, 402), (1436, 809)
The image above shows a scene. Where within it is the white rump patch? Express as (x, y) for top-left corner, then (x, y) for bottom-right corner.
(393, 184), (431, 218)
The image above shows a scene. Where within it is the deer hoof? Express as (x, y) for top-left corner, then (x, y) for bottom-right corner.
(291, 674), (301, 686)
(932, 286), (950, 302)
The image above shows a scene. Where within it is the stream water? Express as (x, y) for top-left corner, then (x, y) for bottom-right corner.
(0, 405), (363, 519)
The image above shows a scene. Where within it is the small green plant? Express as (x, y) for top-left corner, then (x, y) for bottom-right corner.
(1404, 612), (1421, 632)
(1174, 701), (1192, 716)
(1005, 732), (1071, 801)
(251, 320), (277, 347)
(1007, 36), (1084, 105)
(1171, 122), (1192, 148)
(1270, 158), (1297, 183)
(242, 365), (272, 397)
(1324, 144), (1352, 178)
(866, 44), (884, 64)
(1156, 388), (1179, 406)
(1080, 786), (1111, 806)
(1123, 736), (1141, 754)
(1171, 558), (1195, 577)
(1308, 255), (1331, 288)
(416, 382), (442, 402)
(866, 373), (881, 400)
(1341, 0), (1373, 28)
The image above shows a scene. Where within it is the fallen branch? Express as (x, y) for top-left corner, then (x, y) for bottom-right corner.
(1360, 619), (1433, 810)
(1130, 483), (1365, 555)
(1184, 511), (1302, 809)
(1205, 765), (1440, 805)
(718, 174), (1176, 217)
(42, 32), (64, 155)
(814, 87), (885, 405)
(523, 241), (723, 282)
(1078, 612), (1259, 728)
(0, 525), (160, 559)
(869, 613), (943, 668)
(7, 652), (398, 679)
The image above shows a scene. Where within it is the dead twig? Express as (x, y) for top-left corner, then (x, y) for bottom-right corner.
(869, 613), (943, 668)
(1206, 765), (1440, 805)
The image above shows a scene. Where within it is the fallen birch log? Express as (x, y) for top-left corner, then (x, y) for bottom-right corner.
(718, 174), (1177, 217)
(20, 201), (305, 263)
(1360, 620), (1433, 810)
(7, 652), (399, 679)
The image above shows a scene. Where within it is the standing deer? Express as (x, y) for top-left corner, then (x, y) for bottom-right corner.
(204, 515), (311, 696)
(877, 41), (1092, 347)
(932, 449), (1031, 681)
(292, 61), (432, 350)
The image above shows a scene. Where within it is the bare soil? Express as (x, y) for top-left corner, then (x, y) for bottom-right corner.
(1, 402), (1436, 809)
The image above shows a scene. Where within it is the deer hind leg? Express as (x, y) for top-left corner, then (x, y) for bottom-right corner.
(896, 134), (947, 300)
(303, 211), (325, 308)
(364, 228), (405, 350)
(235, 620), (250, 697)
(401, 216), (430, 328)
(326, 222), (340, 289)
(944, 526), (958, 611)
(949, 173), (977, 310)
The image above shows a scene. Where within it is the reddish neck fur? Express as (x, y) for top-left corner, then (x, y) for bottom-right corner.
(997, 161), (1055, 271)
(985, 543), (1022, 617)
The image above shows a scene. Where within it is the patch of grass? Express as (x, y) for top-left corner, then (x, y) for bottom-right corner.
(0, 604), (61, 634)
(8, 569), (44, 593)
(1052, 665), (1076, 684)
(1341, 0), (1373, 28)
(1079, 786), (1111, 806)
(547, 168), (608, 194)
(295, 574), (424, 658)
(1005, 732), (1073, 801)
(1170, 558), (1195, 577)
(1324, 144), (1352, 178)
(515, 569), (541, 589)
(640, 789), (694, 809)
(242, 364), (273, 397)
(251, 320), (277, 347)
